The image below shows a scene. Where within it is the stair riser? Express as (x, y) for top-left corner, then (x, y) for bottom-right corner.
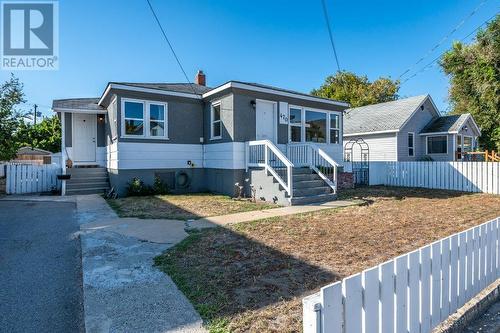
(67, 183), (109, 190)
(294, 187), (332, 197)
(291, 194), (337, 205)
(293, 168), (313, 175)
(293, 174), (322, 182)
(66, 189), (109, 195)
(293, 180), (326, 188)
(67, 177), (108, 184)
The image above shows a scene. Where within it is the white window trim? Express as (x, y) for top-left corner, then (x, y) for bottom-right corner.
(408, 132), (415, 157)
(210, 101), (222, 140)
(330, 113), (340, 144)
(121, 98), (168, 139)
(426, 135), (448, 155)
(288, 105), (342, 145)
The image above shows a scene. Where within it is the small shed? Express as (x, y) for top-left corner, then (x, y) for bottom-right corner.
(14, 147), (53, 165)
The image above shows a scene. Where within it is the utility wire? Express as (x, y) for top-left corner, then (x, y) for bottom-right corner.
(145, 0), (197, 94)
(321, 0), (341, 72)
(398, 0), (489, 80)
(400, 12), (499, 86)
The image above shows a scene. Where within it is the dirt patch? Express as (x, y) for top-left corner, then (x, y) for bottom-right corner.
(107, 193), (277, 220)
(154, 187), (500, 333)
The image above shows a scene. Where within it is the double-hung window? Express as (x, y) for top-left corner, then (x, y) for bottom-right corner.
(330, 114), (340, 144)
(408, 132), (414, 156)
(211, 102), (222, 139)
(122, 99), (168, 138)
(289, 107), (302, 142)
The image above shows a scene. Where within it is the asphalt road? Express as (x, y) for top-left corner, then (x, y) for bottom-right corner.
(0, 200), (84, 333)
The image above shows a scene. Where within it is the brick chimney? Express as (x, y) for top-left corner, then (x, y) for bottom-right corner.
(195, 70), (206, 86)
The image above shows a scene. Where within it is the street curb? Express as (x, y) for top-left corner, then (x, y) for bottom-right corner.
(434, 279), (500, 333)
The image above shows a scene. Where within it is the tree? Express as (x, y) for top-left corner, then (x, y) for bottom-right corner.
(17, 116), (61, 153)
(311, 71), (400, 107)
(440, 15), (500, 151)
(0, 74), (25, 161)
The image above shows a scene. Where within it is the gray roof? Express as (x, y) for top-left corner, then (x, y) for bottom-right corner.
(111, 82), (212, 95)
(420, 114), (470, 134)
(343, 95), (429, 135)
(17, 146), (52, 155)
(52, 98), (103, 111)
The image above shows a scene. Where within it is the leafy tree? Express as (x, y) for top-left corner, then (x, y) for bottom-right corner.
(0, 74), (25, 161)
(440, 15), (500, 150)
(311, 71), (400, 107)
(17, 116), (61, 153)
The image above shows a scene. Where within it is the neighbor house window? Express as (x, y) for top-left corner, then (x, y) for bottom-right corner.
(211, 102), (222, 139)
(122, 99), (168, 138)
(305, 110), (326, 143)
(330, 114), (340, 144)
(408, 132), (414, 156)
(124, 100), (144, 136)
(427, 135), (447, 154)
(289, 107), (302, 142)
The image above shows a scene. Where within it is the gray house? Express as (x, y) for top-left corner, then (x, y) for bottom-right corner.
(53, 71), (348, 205)
(343, 95), (481, 162)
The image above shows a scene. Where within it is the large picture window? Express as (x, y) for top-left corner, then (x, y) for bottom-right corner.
(427, 135), (447, 154)
(122, 99), (168, 138)
(288, 106), (341, 144)
(305, 110), (327, 143)
(211, 102), (222, 139)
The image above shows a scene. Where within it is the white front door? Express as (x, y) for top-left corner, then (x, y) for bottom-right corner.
(255, 100), (277, 142)
(73, 113), (96, 163)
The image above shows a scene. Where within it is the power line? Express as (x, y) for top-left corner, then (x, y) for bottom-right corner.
(145, 0), (197, 94)
(398, 0), (489, 80)
(400, 12), (499, 86)
(321, 0), (341, 72)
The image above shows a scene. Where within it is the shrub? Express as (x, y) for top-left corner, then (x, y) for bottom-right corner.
(153, 176), (169, 195)
(125, 176), (169, 197)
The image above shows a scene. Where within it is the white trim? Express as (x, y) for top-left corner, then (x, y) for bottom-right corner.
(210, 101), (222, 140)
(420, 131), (458, 136)
(202, 81), (349, 107)
(407, 132), (415, 157)
(53, 108), (107, 114)
(344, 129), (399, 137)
(255, 99), (278, 143)
(120, 98), (169, 139)
(426, 135), (448, 155)
(459, 114), (482, 136)
(99, 83), (202, 106)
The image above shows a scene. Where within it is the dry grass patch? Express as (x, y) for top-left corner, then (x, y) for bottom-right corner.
(107, 193), (277, 220)
(154, 187), (500, 333)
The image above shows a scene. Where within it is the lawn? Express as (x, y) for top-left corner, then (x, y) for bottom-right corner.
(106, 193), (277, 220)
(154, 186), (500, 333)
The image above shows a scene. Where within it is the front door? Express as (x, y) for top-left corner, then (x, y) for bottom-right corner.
(255, 100), (276, 142)
(73, 113), (96, 163)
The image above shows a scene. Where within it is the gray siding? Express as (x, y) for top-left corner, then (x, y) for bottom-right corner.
(203, 93), (234, 143)
(457, 117), (480, 137)
(112, 89), (204, 144)
(397, 98), (438, 161)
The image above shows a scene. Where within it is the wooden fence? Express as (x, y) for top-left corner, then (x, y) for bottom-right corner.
(303, 216), (500, 333)
(6, 164), (61, 194)
(369, 162), (500, 195)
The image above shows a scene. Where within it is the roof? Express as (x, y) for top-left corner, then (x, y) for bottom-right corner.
(110, 82), (212, 95)
(52, 98), (104, 111)
(17, 146), (52, 155)
(420, 114), (471, 134)
(343, 95), (429, 135)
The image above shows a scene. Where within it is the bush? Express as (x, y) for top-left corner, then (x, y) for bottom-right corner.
(125, 176), (169, 197)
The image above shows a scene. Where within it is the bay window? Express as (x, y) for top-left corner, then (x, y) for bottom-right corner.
(122, 99), (168, 138)
(427, 135), (447, 154)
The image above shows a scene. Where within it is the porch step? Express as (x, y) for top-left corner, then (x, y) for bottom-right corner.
(66, 187), (110, 196)
(294, 186), (332, 197)
(66, 181), (110, 190)
(68, 176), (109, 184)
(293, 173), (322, 182)
(291, 193), (337, 206)
(293, 167), (313, 175)
(65, 167), (109, 195)
(293, 179), (326, 189)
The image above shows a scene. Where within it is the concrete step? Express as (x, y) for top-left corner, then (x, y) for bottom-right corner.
(293, 173), (322, 182)
(291, 193), (337, 206)
(66, 187), (110, 196)
(293, 179), (325, 189)
(293, 186), (332, 197)
(66, 181), (109, 190)
(67, 176), (109, 184)
(293, 168), (313, 175)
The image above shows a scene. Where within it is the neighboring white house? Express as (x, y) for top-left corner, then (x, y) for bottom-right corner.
(343, 95), (481, 162)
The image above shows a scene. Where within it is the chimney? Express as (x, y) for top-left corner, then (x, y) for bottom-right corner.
(195, 70), (206, 86)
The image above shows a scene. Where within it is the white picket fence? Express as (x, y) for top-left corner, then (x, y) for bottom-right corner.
(303, 216), (500, 333)
(6, 164), (61, 194)
(369, 162), (500, 195)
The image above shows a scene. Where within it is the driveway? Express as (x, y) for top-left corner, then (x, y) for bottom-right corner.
(0, 200), (84, 333)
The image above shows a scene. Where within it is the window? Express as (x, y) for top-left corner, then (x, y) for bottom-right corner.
(211, 102), (222, 139)
(427, 135), (447, 154)
(305, 110), (326, 143)
(330, 114), (340, 144)
(408, 132), (414, 156)
(122, 99), (168, 138)
(463, 136), (473, 152)
(289, 107), (302, 142)
(124, 101), (144, 136)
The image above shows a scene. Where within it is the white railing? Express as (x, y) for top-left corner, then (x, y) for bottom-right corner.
(287, 143), (339, 194)
(303, 216), (500, 333)
(6, 163), (61, 194)
(369, 161), (500, 195)
(246, 140), (294, 197)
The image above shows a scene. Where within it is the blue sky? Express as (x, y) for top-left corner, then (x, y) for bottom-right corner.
(3, 0), (498, 118)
